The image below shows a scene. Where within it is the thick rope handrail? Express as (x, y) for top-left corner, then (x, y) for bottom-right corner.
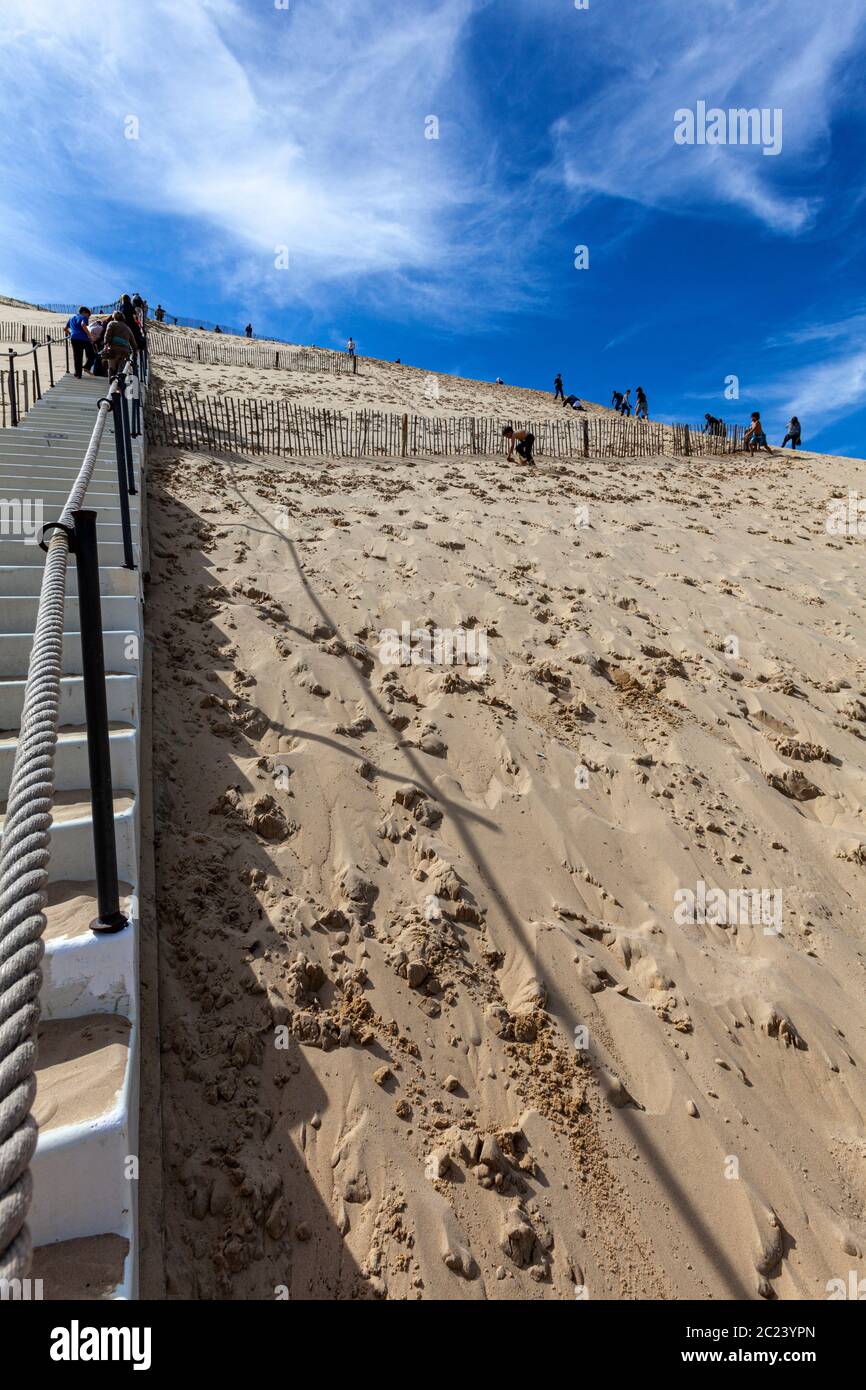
(0, 370), (124, 1282)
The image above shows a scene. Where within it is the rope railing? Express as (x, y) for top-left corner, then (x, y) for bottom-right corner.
(0, 338), (145, 1281)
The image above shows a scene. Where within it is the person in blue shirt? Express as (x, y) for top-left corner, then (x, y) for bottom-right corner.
(64, 307), (96, 378)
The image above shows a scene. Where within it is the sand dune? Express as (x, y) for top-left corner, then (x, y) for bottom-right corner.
(7, 295), (865, 1299)
(139, 327), (866, 1299)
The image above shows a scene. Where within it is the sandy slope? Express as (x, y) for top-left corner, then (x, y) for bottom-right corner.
(7, 293), (864, 1300)
(141, 325), (866, 1300)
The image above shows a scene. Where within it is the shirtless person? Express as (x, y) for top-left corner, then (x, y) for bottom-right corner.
(502, 425), (536, 464)
(743, 411), (772, 453)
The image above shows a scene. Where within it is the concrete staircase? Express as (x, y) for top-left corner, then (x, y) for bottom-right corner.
(0, 372), (145, 1300)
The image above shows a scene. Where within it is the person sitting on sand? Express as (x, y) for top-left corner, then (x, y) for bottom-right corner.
(743, 411), (772, 453)
(214, 324), (222, 333)
(554, 373), (565, 401)
(782, 416), (802, 449)
(502, 425), (536, 465)
(635, 386), (648, 419)
(495, 377), (504, 385)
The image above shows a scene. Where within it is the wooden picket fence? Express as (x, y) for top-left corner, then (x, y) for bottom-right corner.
(148, 329), (354, 375)
(146, 385), (745, 459)
(0, 322), (65, 346)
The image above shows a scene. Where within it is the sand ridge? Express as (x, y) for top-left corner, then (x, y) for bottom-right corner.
(142, 342), (866, 1299)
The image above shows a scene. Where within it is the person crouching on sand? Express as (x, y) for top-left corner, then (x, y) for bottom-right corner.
(743, 411), (772, 454)
(502, 425), (535, 465)
(782, 416), (802, 449)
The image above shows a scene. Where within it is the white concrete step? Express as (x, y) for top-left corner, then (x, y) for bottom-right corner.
(3, 365), (144, 1299)
(0, 565), (139, 597)
(0, 724), (138, 797)
(0, 674), (138, 728)
(0, 594), (141, 635)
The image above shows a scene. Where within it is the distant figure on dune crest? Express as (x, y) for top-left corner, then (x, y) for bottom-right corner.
(495, 377), (504, 385)
(245, 323), (253, 338)
(744, 411), (772, 454)
(563, 393), (584, 410)
(346, 337), (356, 358)
(155, 304), (165, 322)
(64, 306), (96, 379)
(620, 388), (632, 416)
(132, 292), (144, 311)
(214, 324), (222, 333)
(502, 425), (535, 465)
(782, 416), (802, 449)
(611, 389), (623, 411)
(554, 372), (565, 401)
(703, 412), (726, 436)
(635, 386), (649, 419)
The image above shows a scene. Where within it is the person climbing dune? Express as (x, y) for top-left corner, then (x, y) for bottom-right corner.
(502, 425), (536, 465)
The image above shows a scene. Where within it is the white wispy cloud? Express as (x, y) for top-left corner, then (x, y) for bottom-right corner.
(541, 0), (865, 234)
(0, 0), (519, 322)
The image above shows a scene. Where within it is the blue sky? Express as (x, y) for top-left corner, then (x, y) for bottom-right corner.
(1, 0), (865, 454)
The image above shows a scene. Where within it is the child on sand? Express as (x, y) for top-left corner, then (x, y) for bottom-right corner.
(782, 416), (801, 449)
(502, 426), (535, 464)
(743, 412), (772, 453)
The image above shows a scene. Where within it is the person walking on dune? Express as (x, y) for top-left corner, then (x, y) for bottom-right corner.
(245, 323), (253, 338)
(155, 304), (165, 322)
(743, 411), (772, 454)
(611, 389), (623, 411)
(502, 425), (536, 465)
(635, 386), (649, 419)
(782, 416), (802, 449)
(620, 388), (632, 417)
(346, 337), (356, 358)
(554, 373), (565, 402)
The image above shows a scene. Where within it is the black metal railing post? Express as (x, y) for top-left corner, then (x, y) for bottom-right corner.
(71, 508), (129, 934)
(119, 378), (136, 495)
(64, 337), (69, 374)
(7, 349), (17, 426)
(109, 391), (136, 569)
(31, 340), (41, 401)
(47, 338), (55, 388)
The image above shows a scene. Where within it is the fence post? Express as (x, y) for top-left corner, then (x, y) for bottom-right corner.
(71, 509), (129, 934)
(31, 341), (41, 401)
(353, 355), (357, 375)
(7, 349), (17, 426)
(401, 413), (408, 458)
(119, 384), (136, 495)
(683, 425), (692, 457)
(582, 417), (589, 458)
(110, 392), (136, 568)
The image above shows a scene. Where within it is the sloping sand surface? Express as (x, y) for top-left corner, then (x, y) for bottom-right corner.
(145, 380), (866, 1299)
